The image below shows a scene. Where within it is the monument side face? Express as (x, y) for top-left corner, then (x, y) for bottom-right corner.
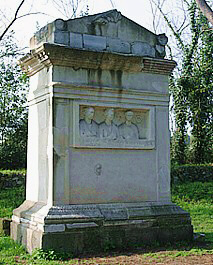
(26, 68), (53, 205)
(11, 10), (193, 254)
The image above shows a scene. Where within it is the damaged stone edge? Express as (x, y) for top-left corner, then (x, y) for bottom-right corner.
(19, 43), (177, 77)
(12, 200), (192, 234)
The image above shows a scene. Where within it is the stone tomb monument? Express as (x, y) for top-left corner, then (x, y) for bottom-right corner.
(11, 10), (193, 254)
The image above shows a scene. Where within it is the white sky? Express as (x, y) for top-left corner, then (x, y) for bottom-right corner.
(0, 0), (155, 49)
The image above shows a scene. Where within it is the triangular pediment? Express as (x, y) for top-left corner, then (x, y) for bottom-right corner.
(66, 9), (156, 44)
(31, 9), (168, 59)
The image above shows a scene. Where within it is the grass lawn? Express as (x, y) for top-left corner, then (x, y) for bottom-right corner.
(0, 182), (212, 264)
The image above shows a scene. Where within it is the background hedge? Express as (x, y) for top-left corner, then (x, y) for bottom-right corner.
(0, 170), (26, 190)
(1, 165), (212, 190)
(171, 164), (213, 184)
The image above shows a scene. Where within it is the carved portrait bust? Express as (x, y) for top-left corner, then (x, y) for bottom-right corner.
(99, 108), (119, 140)
(79, 107), (98, 137)
(119, 111), (139, 140)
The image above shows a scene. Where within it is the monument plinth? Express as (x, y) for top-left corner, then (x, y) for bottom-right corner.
(11, 10), (193, 254)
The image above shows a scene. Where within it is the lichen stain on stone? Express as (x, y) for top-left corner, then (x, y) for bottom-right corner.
(116, 70), (123, 88)
(116, 70), (123, 102)
(53, 127), (69, 168)
(53, 149), (60, 169)
(97, 68), (103, 87)
(88, 23), (95, 35)
(87, 69), (96, 85)
(72, 66), (80, 71)
(110, 69), (115, 87)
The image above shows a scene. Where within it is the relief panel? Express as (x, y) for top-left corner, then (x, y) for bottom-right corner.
(73, 102), (155, 149)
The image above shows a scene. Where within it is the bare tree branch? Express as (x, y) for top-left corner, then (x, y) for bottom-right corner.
(182, 0), (190, 8)
(109, 0), (116, 9)
(151, 0), (185, 50)
(52, 0), (87, 19)
(149, 0), (158, 33)
(0, 0), (25, 42)
(195, 0), (213, 25)
(17, 12), (50, 21)
(177, 0), (188, 33)
(149, 0), (167, 33)
(0, 1), (51, 42)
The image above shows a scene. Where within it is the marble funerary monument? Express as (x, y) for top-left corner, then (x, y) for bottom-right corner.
(11, 10), (193, 254)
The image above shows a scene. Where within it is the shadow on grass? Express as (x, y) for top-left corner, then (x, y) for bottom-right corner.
(74, 238), (213, 260)
(0, 234), (212, 263)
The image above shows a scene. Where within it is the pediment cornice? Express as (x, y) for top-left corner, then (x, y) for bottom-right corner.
(20, 43), (176, 76)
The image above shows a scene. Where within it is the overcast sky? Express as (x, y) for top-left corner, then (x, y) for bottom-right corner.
(0, 0), (155, 49)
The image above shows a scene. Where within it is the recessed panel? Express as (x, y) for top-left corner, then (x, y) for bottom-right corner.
(73, 102), (155, 149)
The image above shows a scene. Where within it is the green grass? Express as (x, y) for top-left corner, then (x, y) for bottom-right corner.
(172, 182), (213, 245)
(0, 186), (25, 218)
(0, 181), (212, 264)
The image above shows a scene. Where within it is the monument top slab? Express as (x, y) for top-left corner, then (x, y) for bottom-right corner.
(30, 9), (168, 59)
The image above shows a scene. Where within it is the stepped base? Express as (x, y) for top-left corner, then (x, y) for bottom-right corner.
(11, 200), (193, 255)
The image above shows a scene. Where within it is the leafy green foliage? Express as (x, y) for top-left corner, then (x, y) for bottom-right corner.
(0, 169), (26, 190)
(171, 164), (213, 183)
(0, 119), (28, 169)
(0, 32), (29, 169)
(169, 1), (213, 164)
(31, 249), (59, 261)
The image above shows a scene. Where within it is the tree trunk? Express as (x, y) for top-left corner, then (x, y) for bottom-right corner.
(195, 0), (213, 25)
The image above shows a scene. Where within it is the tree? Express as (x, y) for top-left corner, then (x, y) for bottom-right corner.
(0, 32), (29, 169)
(0, 0), (90, 43)
(151, 0), (213, 164)
(52, 0), (89, 19)
(0, 0), (45, 42)
(195, 0), (213, 24)
(0, 0), (25, 42)
(186, 12), (213, 163)
(0, 0), (92, 169)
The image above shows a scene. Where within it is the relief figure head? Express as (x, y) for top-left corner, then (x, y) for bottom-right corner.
(84, 107), (95, 122)
(125, 110), (134, 123)
(104, 108), (115, 122)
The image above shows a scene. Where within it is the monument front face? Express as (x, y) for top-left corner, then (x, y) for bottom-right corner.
(11, 10), (193, 254)
(54, 98), (159, 205)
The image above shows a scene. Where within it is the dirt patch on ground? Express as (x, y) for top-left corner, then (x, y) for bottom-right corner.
(73, 253), (213, 264)
(14, 253), (213, 264)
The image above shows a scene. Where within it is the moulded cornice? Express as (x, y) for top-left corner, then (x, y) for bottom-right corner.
(19, 43), (176, 76)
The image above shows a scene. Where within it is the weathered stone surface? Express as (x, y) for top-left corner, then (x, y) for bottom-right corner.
(66, 222), (98, 229)
(107, 37), (131, 53)
(0, 218), (11, 236)
(70, 32), (83, 49)
(155, 44), (166, 58)
(20, 43), (176, 77)
(40, 224), (193, 255)
(132, 42), (156, 57)
(54, 31), (69, 46)
(46, 205), (103, 221)
(55, 19), (66, 31)
(83, 34), (106, 51)
(29, 9), (166, 59)
(44, 224), (65, 233)
(11, 202), (193, 254)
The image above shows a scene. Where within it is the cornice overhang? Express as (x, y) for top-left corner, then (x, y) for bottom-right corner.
(19, 43), (177, 77)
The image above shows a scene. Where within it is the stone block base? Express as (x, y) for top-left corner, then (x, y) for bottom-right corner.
(11, 201), (193, 255)
(0, 218), (12, 236)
